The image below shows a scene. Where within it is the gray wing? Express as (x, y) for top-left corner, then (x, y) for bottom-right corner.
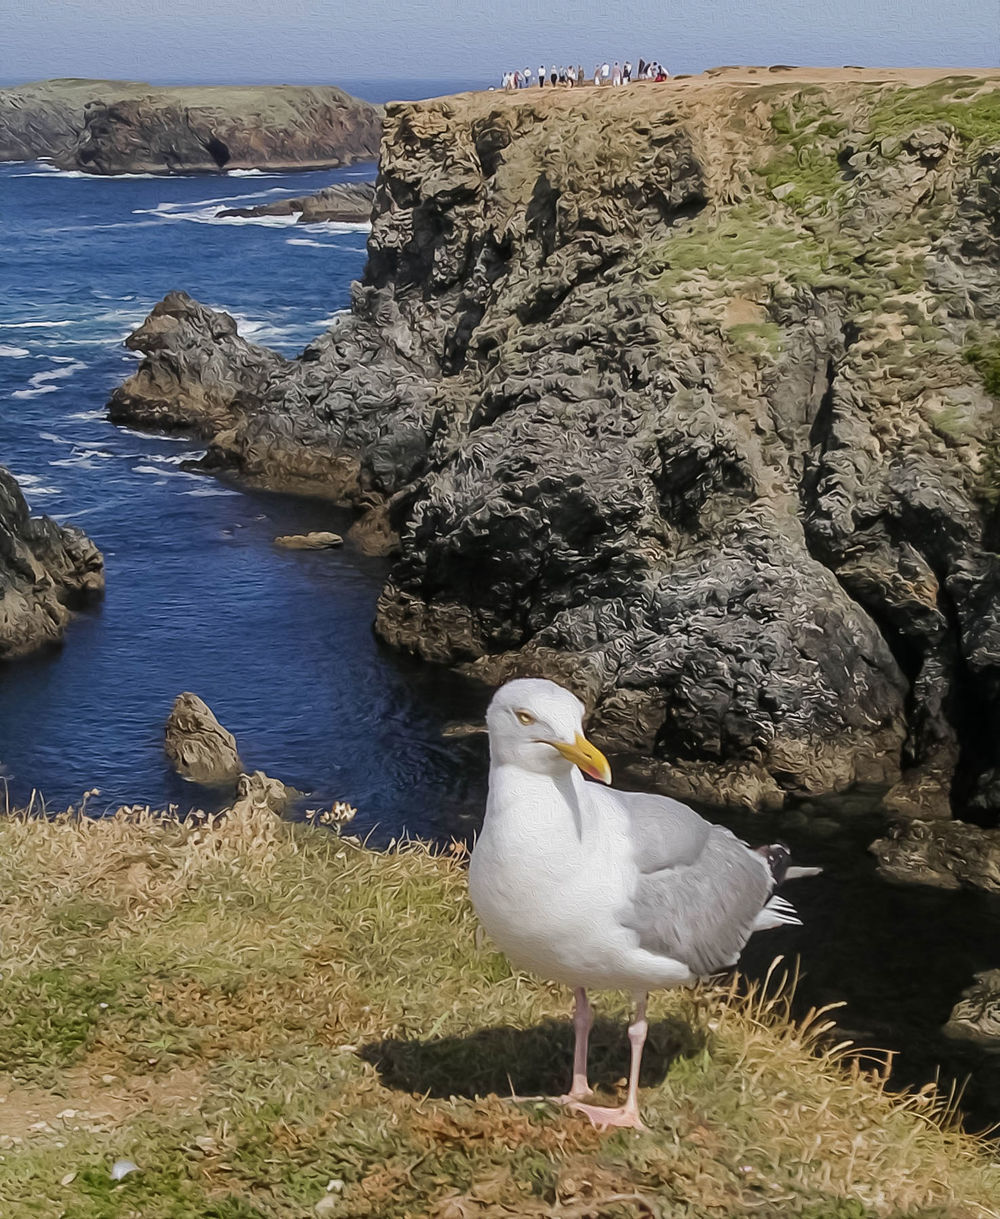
(617, 791), (773, 976)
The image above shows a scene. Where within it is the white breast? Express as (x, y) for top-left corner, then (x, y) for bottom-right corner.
(469, 766), (648, 988)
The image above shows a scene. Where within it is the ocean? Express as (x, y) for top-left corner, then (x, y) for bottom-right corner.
(0, 153), (489, 836)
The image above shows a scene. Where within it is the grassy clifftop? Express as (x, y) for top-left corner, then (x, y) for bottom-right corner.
(0, 797), (995, 1217)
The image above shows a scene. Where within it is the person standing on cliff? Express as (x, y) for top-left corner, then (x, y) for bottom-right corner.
(523, 66), (532, 87)
(623, 60), (633, 83)
(539, 63), (546, 86)
(550, 64), (558, 86)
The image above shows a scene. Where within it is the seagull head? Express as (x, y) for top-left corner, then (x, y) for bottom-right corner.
(486, 678), (612, 784)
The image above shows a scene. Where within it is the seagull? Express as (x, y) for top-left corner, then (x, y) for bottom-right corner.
(469, 677), (819, 1131)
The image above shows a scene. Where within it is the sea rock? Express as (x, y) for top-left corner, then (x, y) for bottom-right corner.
(217, 182), (375, 224)
(273, 532), (343, 549)
(0, 466), (104, 659)
(109, 71), (1000, 812)
(870, 819), (1000, 893)
(0, 79), (381, 174)
(164, 692), (242, 785)
(943, 970), (1000, 1047)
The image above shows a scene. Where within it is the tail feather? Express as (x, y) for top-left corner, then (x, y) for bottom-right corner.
(753, 893), (803, 932)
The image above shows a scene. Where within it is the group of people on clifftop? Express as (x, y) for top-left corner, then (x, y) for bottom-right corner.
(499, 58), (669, 91)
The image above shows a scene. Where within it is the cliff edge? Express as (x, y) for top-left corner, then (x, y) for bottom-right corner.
(110, 67), (1000, 815)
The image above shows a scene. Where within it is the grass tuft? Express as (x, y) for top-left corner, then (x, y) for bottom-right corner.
(0, 804), (996, 1217)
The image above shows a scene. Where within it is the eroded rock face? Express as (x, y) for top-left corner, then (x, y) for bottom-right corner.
(0, 80), (381, 174)
(165, 693), (243, 785)
(0, 466), (104, 659)
(109, 71), (1000, 812)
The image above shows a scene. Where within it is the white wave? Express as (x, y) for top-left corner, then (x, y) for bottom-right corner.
(142, 450), (207, 465)
(133, 201), (300, 227)
(0, 320), (75, 329)
(17, 167), (185, 179)
(132, 463), (206, 480)
(221, 311), (298, 344)
(304, 220), (372, 234)
(227, 168), (275, 176)
(9, 472), (60, 496)
(38, 431), (75, 445)
(184, 485), (240, 496)
(114, 425), (191, 442)
(67, 409), (107, 421)
(20, 361), (87, 395)
(0, 345), (30, 358)
(12, 385), (59, 399)
(49, 449), (114, 470)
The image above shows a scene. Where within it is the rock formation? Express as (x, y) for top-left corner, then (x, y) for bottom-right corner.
(164, 692), (242, 784)
(217, 182), (375, 223)
(0, 79), (381, 174)
(109, 68), (1000, 819)
(0, 466), (104, 659)
(273, 532), (343, 548)
(871, 819), (1000, 892)
(944, 969), (1000, 1046)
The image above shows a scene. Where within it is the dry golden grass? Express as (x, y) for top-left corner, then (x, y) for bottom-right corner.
(0, 800), (996, 1217)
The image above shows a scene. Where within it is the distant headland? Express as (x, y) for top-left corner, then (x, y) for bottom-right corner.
(0, 78), (382, 174)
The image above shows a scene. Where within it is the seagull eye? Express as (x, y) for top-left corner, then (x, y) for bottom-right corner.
(515, 710), (536, 726)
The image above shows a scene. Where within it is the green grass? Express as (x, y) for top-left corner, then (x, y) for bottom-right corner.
(966, 337), (1000, 399)
(869, 79), (1000, 145)
(0, 804), (996, 1217)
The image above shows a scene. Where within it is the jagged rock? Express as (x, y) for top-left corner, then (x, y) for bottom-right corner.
(870, 819), (1000, 892)
(110, 71), (1000, 812)
(165, 692), (242, 785)
(0, 466), (104, 659)
(233, 770), (298, 815)
(217, 182), (375, 224)
(0, 79), (381, 174)
(943, 969), (1000, 1047)
(273, 532), (343, 549)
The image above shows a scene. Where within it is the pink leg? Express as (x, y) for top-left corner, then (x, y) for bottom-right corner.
(571, 993), (648, 1131)
(558, 988), (594, 1102)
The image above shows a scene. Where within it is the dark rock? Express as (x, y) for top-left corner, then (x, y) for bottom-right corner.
(0, 466), (104, 659)
(0, 79), (381, 175)
(944, 969), (1000, 1047)
(870, 819), (1000, 892)
(107, 76), (1000, 812)
(217, 182), (375, 224)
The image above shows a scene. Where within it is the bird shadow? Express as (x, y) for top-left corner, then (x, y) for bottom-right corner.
(360, 1014), (705, 1100)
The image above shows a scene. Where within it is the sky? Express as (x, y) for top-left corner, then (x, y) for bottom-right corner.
(1, 0), (998, 88)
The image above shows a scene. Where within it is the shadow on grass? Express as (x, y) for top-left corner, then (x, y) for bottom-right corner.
(360, 1014), (705, 1099)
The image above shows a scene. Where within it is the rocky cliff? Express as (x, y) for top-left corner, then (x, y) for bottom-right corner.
(109, 67), (1000, 818)
(0, 79), (381, 174)
(0, 466), (103, 658)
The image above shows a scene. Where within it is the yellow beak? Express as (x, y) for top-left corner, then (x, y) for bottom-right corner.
(548, 733), (613, 785)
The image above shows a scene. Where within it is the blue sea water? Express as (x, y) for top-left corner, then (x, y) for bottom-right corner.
(0, 157), (489, 835)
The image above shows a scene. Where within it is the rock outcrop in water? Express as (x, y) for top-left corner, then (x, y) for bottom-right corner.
(110, 68), (1000, 820)
(165, 692), (243, 785)
(0, 79), (381, 174)
(0, 466), (103, 659)
(216, 181), (375, 223)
